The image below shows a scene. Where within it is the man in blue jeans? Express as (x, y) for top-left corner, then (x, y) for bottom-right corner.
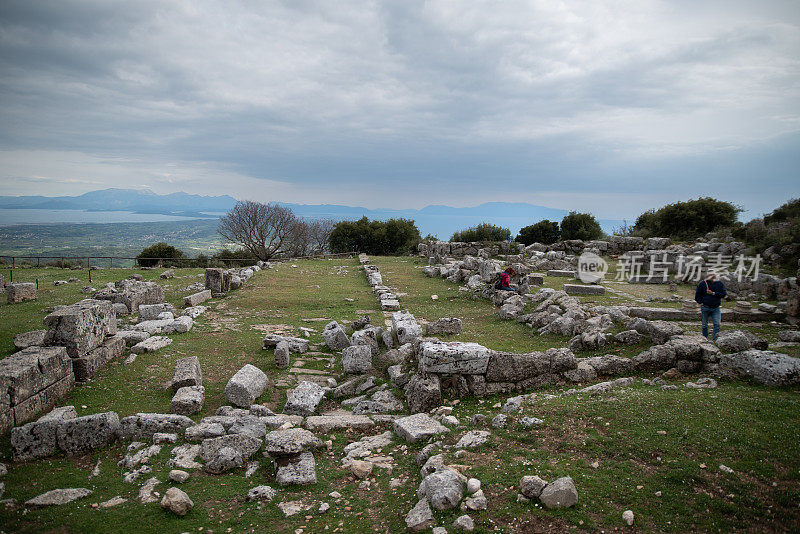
(694, 272), (726, 341)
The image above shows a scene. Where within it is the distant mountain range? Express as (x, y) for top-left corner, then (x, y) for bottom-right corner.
(0, 188), (624, 238)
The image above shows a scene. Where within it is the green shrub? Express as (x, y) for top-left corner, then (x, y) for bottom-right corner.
(450, 223), (511, 242)
(633, 197), (741, 240)
(560, 212), (603, 241)
(136, 242), (186, 267)
(329, 217), (421, 255)
(515, 220), (561, 245)
(763, 198), (800, 225)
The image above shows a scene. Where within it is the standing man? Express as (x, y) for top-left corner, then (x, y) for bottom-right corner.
(695, 272), (726, 341)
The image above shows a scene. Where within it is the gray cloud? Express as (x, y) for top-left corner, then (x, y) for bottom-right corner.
(0, 0), (798, 219)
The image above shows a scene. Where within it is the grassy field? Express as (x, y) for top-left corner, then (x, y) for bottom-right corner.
(0, 257), (798, 533)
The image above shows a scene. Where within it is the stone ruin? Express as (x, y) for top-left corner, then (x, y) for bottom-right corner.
(5, 282), (37, 304)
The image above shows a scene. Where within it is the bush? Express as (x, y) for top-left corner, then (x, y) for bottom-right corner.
(136, 242), (186, 267)
(560, 212), (603, 241)
(450, 223), (511, 242)
(329, 217), (421, 255)
(633, 197), (741, 240)
(515, 220), (561, 245)
(763, 198), (800, 225)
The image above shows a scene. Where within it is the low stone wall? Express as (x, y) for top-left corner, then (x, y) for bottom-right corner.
(93, 279), (165, 314)
(0, 346), (75, 434)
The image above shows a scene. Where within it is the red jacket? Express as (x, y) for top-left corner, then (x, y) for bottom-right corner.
(500, 272), (511, 288)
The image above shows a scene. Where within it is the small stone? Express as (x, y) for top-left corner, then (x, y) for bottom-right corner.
(491, 414), (507, 428)
(350, 460), (374, 479)
(246, 485), (277, 502)
(466, 478), (481, 494)
(719, 464), (734, 474)
(329, 491), (342, 499)
(453, 514), (475, 531)
(623, 510), (635, 526)
(405, 499), (435, 532)
(432, 528), (447, 534)
(160, 487), (194, 516)
(169, 470), (190, 483)
(318, 502), (330, 513)
(98, 496), (127, 508)
(538, 476), (578, 509)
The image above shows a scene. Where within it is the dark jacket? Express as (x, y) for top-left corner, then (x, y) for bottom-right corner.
(695, 279), (726, 308)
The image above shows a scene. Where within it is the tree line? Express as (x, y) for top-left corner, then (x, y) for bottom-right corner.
(135, 197), (799, 274)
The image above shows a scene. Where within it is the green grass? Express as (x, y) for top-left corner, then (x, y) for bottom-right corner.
(0, 257), (798, 532)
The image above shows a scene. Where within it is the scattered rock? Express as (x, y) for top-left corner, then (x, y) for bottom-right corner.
(25, 488), (92, 506)
(538, 476), (578, 509)
(405, 499), (435, 532)
(246, 485), (277, 502)
(160, 487), (193, 516)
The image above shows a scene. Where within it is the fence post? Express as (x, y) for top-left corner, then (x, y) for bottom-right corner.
(110, 257), (113, 268)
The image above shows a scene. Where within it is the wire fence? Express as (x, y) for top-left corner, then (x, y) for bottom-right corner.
(0, 251), (358, 283)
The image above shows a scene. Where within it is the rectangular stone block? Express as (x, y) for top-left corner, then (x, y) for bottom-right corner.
(563, 284), (605, 295)
(546, 270), (576, 277)
(92, 279), (165, 314)
(0, 346), (72, 407)
(183, 289), (212, 307)
(11, 405), (77, 460)
(420, 341), (491, 375)
(43, 299), (116, 357)
(205, 268), (231, 296)
(485, 351), (550, 383)
(12, 373), (76, 429)
(6, 282), (37, 304)
(171, 356), (203, 391)
(72, 335), (126, 381)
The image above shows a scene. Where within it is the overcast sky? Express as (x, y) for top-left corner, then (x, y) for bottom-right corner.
(0, 0), (798, 220)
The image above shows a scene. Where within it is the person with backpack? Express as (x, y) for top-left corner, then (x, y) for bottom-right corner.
(694, 271), (726, 341)
(495, 267), (516, 292)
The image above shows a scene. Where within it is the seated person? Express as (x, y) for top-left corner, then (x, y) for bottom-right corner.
(495, 267), (516, 291)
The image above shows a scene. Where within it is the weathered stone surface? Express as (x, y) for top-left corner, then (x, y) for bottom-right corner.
(351, 328), (379, 356)
(56, 412), (120, 455)
(170, 356), (202, 392)
(116, 330), (150, 346)
(583, 355), (635, 376)
(183, 289), (211, 307)
(72, 335), (126, 381)
(417, 468), (465, 510)
(274, 340), (290, 369)
(454, 430), (491, 449)
(342, 345), (373, 374)
(393, 311), (423, 344)
(7, 282), (37, 303)
(304, 414), (375, 433)
(275, 451), (317, 486)
(170, 386), (205, 416)
(43, 299), (116, 357)
(388, 364), (409, 388)
(0, 346), (72, 410)
(322, 321), (350, 351)
(138, 477), (161, 503)
(160, 487), (194, 516)
(520, 475), (548, 499)
(262, 334), (308, 353)
(138, 303), (177, 320)
(11, 405), (77, 460)
(404, 374), (441, 414)
(420, 341), (491, 375)
(405, 499), (435, 532)
(224, 364), (269, 407)
(716, 330), (763, 353)
(205, 268), (231, 295)
(247, 485), (277, 501)
(25, 488), (92, 506)
(424, 318), (463, 336)
(120, 413), (195, 440)
(778, 330), (800, 342)
(613, 330), (645, 345)
(263, 428), (323, 456)
(201, 434), (262, 463)
(13, 330), (47, 350)
(485, 351), (549, 382)
(185, 422), (226, 441)
(394, 413), (449, 443)
(130, 336), (172, 354)
(538, 476), (578, 509)
(283, 381), (325, 416)
(93, 279), (164, 313)
(564, 284), (605, 295)
(718, 350), (800, 386)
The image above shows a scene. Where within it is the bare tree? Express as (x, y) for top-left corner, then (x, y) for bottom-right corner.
(284, 219), (313, 257)
(218, 201), (297, 261)
(308, 218), (336, 253)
